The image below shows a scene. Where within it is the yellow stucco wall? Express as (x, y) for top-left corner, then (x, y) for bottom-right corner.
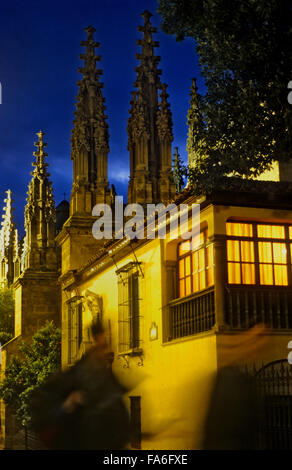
(60, 201), (292, 449)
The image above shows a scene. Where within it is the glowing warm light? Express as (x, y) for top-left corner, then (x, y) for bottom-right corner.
(149, 322), (158, 341)
(178, 230), (214, 298)
(257, 224), (285, 239)
(227, 222), (290, 286)
(226, 222), (253, 237)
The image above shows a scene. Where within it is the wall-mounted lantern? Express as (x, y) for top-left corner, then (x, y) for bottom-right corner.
(149, 322), (158, 341)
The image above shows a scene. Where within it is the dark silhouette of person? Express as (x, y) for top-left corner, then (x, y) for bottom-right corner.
(30, 320), (131, 450)
(201, 325), (267, 450)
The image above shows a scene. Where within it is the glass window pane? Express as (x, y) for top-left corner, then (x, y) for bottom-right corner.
(258, 242), (272, 263)
(179, 279), (185, 297)
(289, 226), (292, 240)
(257, 225), (285, 239)
(259, 264), (273, 285)
(226, 222), (253, 237)
(185, 276), (192, 296)
(192, 252), (198, 273)
(227, 240), (240, 262)
(273, 243), (287, 264)
(199, 271), (206, 290)
(193, 273), (199, 292)
(274, 265), (288, 286)
(206, 245), (214, 267)
(185, 256), (191, 276)
(228, 262), (241, 284)
(178, 259), (185, 279)
(206, 267), (214, 287)
(241, 241), (255, 262)
(241, 263), (256, 284)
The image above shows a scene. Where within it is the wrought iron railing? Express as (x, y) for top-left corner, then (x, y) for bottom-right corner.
(168, 287), (215, 340)
(252, 360), (292, 450)
(225, 286), (292, 329)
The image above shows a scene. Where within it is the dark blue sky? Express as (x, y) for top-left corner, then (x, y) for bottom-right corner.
(0, 0), (203, 235)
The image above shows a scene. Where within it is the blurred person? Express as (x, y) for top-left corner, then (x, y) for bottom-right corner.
(201, 324), (268, 450)
(30, 320), (131, 450)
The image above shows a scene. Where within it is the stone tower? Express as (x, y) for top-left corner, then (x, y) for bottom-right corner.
(57, 27), (111, 275)
(70, 25), (111, 216)
(127, 10), (175, 205)
(13, 132), (60, 338)
(0, 190), (21, 287)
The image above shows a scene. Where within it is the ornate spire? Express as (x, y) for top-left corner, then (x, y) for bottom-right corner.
(0, 190), (20, 286)
(33, 130), (48, 171)
(135, 10), (162, 88)
(127, 11), (175, 205)
(71, 26), (110, 215)
(172, 147), (185, 193)
(23, 131), (57, 271)
(187, 78), (205, 168)
(0, 190), (14, 257)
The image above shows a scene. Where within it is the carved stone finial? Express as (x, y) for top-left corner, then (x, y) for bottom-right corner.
(85, 25), (96, 36)
(141, 10), (152, 21)
(33, 130), (48, 169)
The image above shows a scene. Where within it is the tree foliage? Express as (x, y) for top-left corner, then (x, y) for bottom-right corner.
(0, 321), (61, 426)
(0, 287), (15, 345)
(158, 0), (292, 191)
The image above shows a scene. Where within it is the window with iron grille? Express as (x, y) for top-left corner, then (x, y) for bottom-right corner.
(118, 263), (141, 353)
(129, 396), (141, 449)
(67, 296), (83, 364)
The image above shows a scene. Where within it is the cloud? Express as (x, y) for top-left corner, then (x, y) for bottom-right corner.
(109, 167), (129, 183)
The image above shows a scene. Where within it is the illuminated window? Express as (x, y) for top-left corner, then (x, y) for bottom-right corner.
(227, 222), (291, 286)
(178, 230), (214, 298)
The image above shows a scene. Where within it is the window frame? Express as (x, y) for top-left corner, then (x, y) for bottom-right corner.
(117, 262), (142, 354)
(226, 221), (292, 287)
(177, 229), (214, 299)
(67, 295), (84, 364)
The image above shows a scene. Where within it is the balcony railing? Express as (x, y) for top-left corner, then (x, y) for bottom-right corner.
(225, 286), (292, 329)
(168, 287), (215, 340)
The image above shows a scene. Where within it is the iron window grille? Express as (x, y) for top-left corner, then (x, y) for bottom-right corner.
(117, 262), (142, 354)
(67, 296), (83, 364)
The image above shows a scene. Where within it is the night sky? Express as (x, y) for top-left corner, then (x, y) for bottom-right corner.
(0, 0), (202, 236)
